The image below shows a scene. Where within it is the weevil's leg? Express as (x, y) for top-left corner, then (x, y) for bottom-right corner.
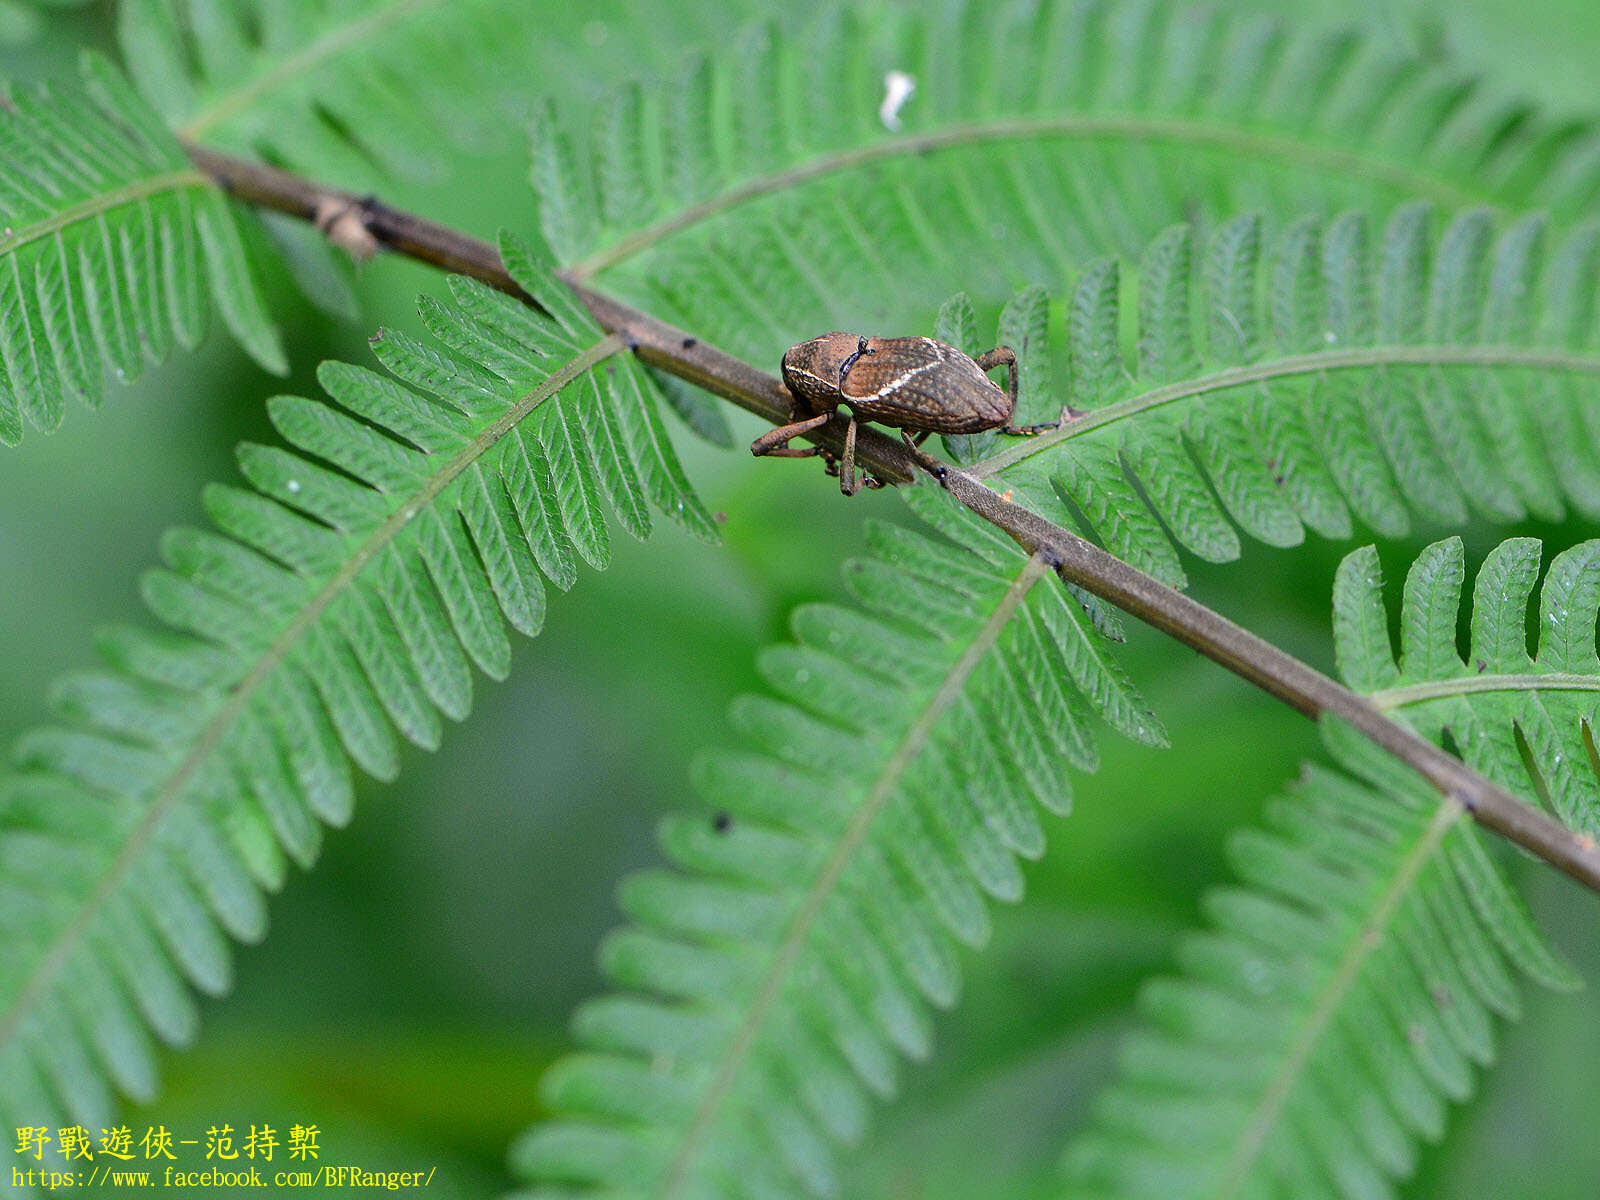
(975, 346), (1019, 413)
(899, 433), (950, 480)
(898, 428), (932, 451)
(977, 344), (1068, 435)
(1000, 405), (1082, 436)
(1000, 418), (1064, 435)
(751, 411), (831, 457)
(839, 413), (860, 496)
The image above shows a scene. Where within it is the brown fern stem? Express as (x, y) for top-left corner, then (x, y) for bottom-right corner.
(186, 141), (1600, 895)
(188, 144), (914, 482)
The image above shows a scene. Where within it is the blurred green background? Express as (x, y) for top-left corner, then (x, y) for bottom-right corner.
(4, 0), (1599, 1195)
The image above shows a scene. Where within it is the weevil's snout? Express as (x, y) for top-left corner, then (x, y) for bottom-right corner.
(782, 331), (860, 409)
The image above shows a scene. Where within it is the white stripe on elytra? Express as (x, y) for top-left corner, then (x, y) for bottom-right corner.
(787, 366), (831, 390)
(851, 350), (946, 402)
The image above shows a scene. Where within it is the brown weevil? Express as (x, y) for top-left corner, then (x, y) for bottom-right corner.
(753, 332), (1067, 495)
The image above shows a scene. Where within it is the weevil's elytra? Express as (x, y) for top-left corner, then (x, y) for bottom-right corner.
(753, 332), (1069, 495)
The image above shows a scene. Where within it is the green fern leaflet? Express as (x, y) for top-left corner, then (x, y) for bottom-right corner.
(1340, 536), (1600, 837)
(977, 209), (1600, 588)
(120, 0), (538, 184)
(510, 487), (1162, 1199)
(534, 0), (1600, 367)
(0, 235), (711, 1133)
(1062, 537), (1594, 1200)
(0, 55), (284, 444)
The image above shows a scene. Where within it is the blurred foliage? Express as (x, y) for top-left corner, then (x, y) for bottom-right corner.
(2, 0), (1599, 1196)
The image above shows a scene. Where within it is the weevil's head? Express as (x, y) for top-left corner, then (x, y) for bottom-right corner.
(781, 331), (864, 412)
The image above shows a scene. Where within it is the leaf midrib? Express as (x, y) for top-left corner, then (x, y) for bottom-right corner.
(1211, 796), (1463, 1198)
(568, 114), (1483, 280)
(0, 333), (626, 1050)
(972, 345), (1600, 478)
(659, 552), (1053, 1199)
(0, 169), (211, 258)
(177, 0), (444, 139)
(1371, 672), (1600, 708)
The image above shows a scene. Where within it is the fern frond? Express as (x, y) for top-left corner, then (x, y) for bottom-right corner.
(118, 0), (538, 183)
(117, 0), (775, 186)
(977, 209), (1600, 587)
(0, 54), (284, 442)
(537, 0), (1600, 364)
(0, 235), (712, 1131)
(508, 486), (1163, 1199)
(1338, 536), (1600, 836)
(1062, 721), (1578, 1200)
(1061, 537), (1599, 1200)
